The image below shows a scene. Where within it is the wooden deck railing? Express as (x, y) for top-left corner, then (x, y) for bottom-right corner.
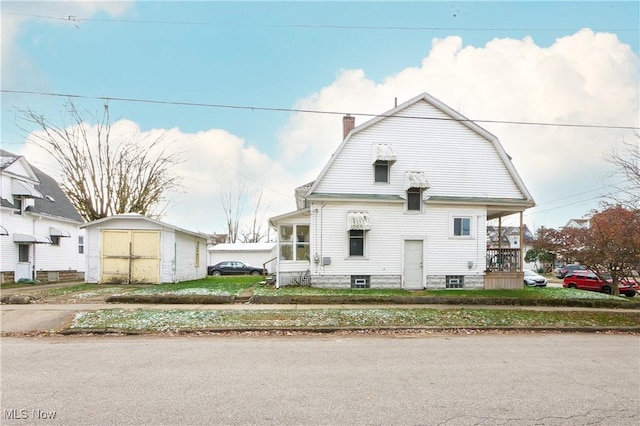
(486, 248), (521, 272)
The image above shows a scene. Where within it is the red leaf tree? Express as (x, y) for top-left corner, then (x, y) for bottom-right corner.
(564, 207), (640, 296)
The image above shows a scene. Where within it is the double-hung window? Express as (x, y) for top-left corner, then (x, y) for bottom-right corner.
(349, 230), (365, 256)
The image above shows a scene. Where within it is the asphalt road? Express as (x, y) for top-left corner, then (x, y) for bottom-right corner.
(1, 333), (638, 425)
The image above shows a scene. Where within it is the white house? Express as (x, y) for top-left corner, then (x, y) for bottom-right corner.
(269, 93), (535, 290)
(0, 149), (84, 283)
(565, 218), (590, 229)
(208, 242), (277, 273)
(81, 214), (208, 284)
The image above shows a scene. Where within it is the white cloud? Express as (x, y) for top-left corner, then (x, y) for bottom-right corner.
(12, 27), (640, 236)
(19, 119), (298, 236)
(276, 29), (639, 230)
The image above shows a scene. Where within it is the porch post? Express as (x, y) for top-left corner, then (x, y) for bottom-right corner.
(519, 212), (524, 272)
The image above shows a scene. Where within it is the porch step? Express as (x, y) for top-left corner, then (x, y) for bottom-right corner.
(235, 290), (253, 303)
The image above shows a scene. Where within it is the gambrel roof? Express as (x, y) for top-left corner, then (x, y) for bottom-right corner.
(302, 93), (534, 219)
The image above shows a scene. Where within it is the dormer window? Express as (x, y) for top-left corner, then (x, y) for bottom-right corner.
(374, 161), (389, 183)
(372, 144), (397, 184)
(407, 188), (422, 211)
(405, 172), (430, 212)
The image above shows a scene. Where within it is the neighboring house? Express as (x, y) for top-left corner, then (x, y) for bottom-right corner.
(565, 218), (590, 229)
(207, 233), (228, 247)
(81, 214), (208, 284)
(487, 225), (536, 270)
(208, 242), (277, 273)
(0, 149), (83, 283)
(269, 93), (535, 290)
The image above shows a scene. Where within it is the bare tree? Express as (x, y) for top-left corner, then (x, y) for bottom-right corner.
(220, 182), (246, 243)
(239, 189), (270, 243)
(18, 100), (182, 221)
(220, 183), (270, 244)
(606, 134), (640, 209)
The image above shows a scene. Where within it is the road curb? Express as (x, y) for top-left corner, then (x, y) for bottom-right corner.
(58, 325), (640, 336)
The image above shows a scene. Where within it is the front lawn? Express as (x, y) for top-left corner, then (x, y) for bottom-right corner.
(68, 307), (640, 333)
(6, 275), (638, 304)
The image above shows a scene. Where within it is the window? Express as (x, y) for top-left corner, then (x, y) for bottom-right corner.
(14, 197), (22, 215)
(50, 235), (60, 246)
(446, 275), (464, 289)
(374, 161), (389, 183)
(349, 230), (364, 256)
(18, 244), (29, 262)
(351, 275), (370, 289)
(279, 225), (309, 261)
(296, 225), (310, 261)
(279, 225), (293, 260)
(407, 187), (422, 211)
(453, 217), (471, 236)
(78, 236), (84, 254)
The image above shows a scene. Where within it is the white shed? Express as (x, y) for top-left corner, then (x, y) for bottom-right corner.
(81, 214), (208, 284)
(208, 242), (277, 273)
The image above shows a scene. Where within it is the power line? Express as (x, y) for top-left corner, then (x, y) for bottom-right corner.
(4, 89), (638, 131)
(3, 12), (638, 33)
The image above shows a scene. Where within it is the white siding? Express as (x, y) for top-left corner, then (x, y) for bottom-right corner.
(308, 201), (487, 285)
(314, 100), (524, 199)
(173, 231), (207, 282)
(0, 209), (79, 277)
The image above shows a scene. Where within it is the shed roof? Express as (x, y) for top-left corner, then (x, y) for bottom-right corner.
(80, 213), (208, 239)
(208, 242), (276, 252)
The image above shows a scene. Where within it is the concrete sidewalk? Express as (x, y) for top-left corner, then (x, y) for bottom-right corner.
(2, 302), (639, 334)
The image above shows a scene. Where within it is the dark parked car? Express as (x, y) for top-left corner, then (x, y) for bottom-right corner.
(563, 270), (639, 297)
(207, 261), (264, 276)
(554, 264), (586, 278)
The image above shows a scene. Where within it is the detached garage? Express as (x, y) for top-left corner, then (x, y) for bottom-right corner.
(81, 214), (208, 284)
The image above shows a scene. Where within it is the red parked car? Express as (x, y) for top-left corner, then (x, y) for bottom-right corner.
(563, 270), (639, 297)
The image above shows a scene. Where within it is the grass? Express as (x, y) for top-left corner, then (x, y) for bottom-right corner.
(69, 307), (640, 332)
(7, 276), (638, 303)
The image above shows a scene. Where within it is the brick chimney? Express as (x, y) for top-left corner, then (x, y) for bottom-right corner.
(343, 115), (355, 139)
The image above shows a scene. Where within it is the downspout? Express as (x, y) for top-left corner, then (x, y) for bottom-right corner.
(32, 217), (37, 281)
(173, 242), (177, 283)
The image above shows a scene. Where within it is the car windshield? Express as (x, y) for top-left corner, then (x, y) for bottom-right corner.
(524, 270), (537, 276)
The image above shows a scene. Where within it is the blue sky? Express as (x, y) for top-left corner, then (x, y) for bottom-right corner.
(2, 1), (639, 235)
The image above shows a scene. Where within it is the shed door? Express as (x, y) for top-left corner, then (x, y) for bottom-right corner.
(101, 230), (160, 284)
(403, 240), (424, 290)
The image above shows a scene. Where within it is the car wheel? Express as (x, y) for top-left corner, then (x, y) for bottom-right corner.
(601, 286), (612, 295)
(251, 270), (261, 276)
(567, 283), (577, 289)
(212, 270), (222, 276)
(623, 291), (636, 298)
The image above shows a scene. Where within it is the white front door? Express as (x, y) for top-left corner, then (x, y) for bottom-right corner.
(403, 240), (423, 290)
(15, 244), (31, 281)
